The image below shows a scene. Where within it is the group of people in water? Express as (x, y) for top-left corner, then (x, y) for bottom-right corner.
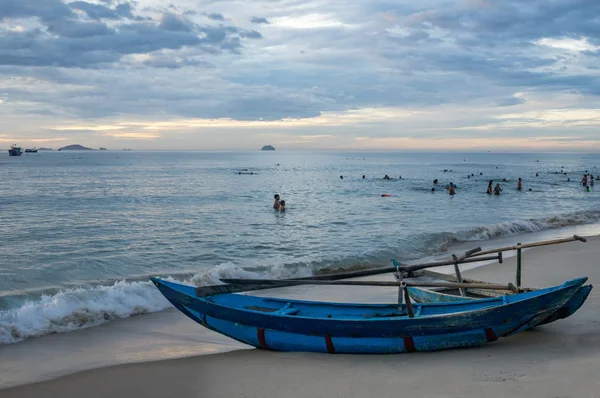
(275, 170), (597, 207)
(273, 194), (286, 212)
(582, 174), (597, 192)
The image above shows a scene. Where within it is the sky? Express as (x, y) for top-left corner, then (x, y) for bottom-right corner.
(1, 0), (600, 151)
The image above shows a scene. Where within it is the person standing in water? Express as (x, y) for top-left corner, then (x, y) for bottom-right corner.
(448, 182), (456, 195)
(487, 180), (493, 194)
(591, 175), (595, 187)
(582, 174), (588, 187)
(494, 183), (502, 195)
(273, 194), (281, 210)
(279, 200), (286, 211)
(517, 178), (522, 191)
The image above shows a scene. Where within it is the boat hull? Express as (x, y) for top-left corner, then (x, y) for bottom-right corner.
(407, 284), (592, 326)
(151, 277), (586, 354)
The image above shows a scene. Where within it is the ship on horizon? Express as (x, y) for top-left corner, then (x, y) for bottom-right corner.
(8, 144), (22, 156)
(25, 147), (38, 153)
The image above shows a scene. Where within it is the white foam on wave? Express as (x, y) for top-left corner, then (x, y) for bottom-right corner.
(0, 262), (311, 346)
(0, 280), (170, 345)
(456, 210), (600, 241)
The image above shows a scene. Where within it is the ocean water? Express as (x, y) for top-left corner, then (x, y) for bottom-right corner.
(1, 150), (600, 345)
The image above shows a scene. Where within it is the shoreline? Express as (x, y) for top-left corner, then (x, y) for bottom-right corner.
(2, 217), (600, 348)
(2, 233), (600, 396)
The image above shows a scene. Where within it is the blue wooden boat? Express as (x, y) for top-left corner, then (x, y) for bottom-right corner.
(406, 270), (593, 327)
(150, 276), (587, 354)
(407, 284), (592, 326)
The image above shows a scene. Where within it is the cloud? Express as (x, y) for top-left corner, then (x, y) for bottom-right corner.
(250, 16), (270, 24)
(1, 0), (600, 150)
(68, 1), (122, 20)
(497, 96), (527, 107)
(105, 132), (160, 139)
(47, 20), (115, 38)
(159, 12), (194, 32)
(0, 0), (73, 23)
(239, 30), (262, 39)
(206, 13), (225, 21)
(0, 4), (263, 68)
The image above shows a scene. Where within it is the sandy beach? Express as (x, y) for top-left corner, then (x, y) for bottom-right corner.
(3, 235), (600, 398)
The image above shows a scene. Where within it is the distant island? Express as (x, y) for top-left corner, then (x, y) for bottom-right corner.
(58, 144), (94, 151)
(99, 147), (107, 151)
(261, 145), (276, 151)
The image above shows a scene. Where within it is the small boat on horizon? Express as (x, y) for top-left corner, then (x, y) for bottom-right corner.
(25, 147), (38, 153)
(8, 144), (22, 156)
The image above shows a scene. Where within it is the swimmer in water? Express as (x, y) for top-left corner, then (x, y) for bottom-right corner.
(517, 178), (522, 191)
(362, 175), (366, 179)
(448, 183), (456, 195)
(273, 194), (281, 210)
(487, 180), (493, 194)
(433, 179), (438, 185)
(582, 174), (588, 187)
(591, 175), (595, 186)
(494, 183), (502, 195)
(279, 200), (286, 211)
(340, 175), (344, 180)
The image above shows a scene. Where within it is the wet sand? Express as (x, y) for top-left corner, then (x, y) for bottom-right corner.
(3, 236), (600, 398)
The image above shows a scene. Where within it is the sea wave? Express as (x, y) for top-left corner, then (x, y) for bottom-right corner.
(2, 209), (600, 345)
(0, 263), (311, 345)
(454, 210), (600, 241)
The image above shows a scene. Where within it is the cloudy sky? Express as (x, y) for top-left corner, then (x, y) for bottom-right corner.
(1, 0), (600, 151)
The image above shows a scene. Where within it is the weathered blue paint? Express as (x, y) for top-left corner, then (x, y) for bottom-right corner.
(150, 277), (587, 354)
(407, 284), (592, 326)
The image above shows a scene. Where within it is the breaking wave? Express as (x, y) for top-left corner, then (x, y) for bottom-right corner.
(455, 210), (600, 241)
(0, 263), (311, 345)
(1, 209), (599, 345)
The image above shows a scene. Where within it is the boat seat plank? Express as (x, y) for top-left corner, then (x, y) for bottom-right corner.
(274, 303), (300, 315)
(245, 304), (301, 316)
(276, 308), (300, 315)
(245, 306), (279, 313)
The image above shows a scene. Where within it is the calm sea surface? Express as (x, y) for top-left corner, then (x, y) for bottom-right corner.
(1, 150), (599, 344)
